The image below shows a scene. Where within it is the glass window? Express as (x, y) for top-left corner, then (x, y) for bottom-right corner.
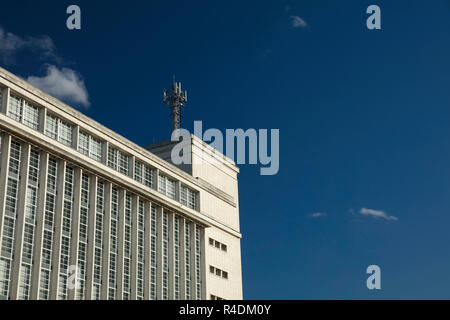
(180, 186), (188, 206)
(108, 147), (129, 175)
(8, 94), (22, 122)
(118, 151), (129, 175)
(79, 131), (103, 161)
(90, 136), (102, 161)
(45, 114), (73, 147)
(59, 120), (72, 146)
(78, 132), (89, 156)
(134, 161), (143, 183)
(167, 178), (176, 199)
(7, 95), (40, 130)
(45, 114), (58, 140)
(22, 101), (40, 130)
(144, 165), (154, 188)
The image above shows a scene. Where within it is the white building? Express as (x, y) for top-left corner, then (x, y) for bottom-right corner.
(0, 66), (242, 300)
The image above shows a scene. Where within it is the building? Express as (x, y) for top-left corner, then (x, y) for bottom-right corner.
(0, 66), (242, 300)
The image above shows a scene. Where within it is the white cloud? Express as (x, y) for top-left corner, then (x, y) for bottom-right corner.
(27, 65), (90, 108)
(0, 27), (60, 64)
(290, 16), (308, 28)
(310, 212), (327, 218)
(359, 208), (398, 221)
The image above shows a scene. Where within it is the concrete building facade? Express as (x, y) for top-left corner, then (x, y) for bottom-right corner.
(0, 67), (242, 300)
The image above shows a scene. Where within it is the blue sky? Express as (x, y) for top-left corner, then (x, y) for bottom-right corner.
(1, 0), (450, 299)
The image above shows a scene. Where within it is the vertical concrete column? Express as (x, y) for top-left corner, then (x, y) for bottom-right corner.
(154, 169), (159, 192)
(85, 175), (98, 300)
(72, 125), (79, 151)
(129, 156), (135, 180)
(155, 206), (163, 299)
(196, 191), (200, 212)
(30, 152), (49, 299)
(0, 87), (10, 114)
(68, 167), (82, 300)
(102, 141), (109, 166)
(0, 133), (11, 246)
(130, 195), (138, 300)
(49, 160), (66, 300)
(101, 182), (112, 300)
(143, 201), (151, 300)
(168, 211), (175, 300)
(175, 181), (181, 202)
(9, 143), (31, 300)
(116, 189), (125, 299)
(38, 108), (46, 135)
(179, 217), (186, 300)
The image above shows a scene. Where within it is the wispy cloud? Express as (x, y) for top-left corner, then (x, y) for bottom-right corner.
(0, 27), (60, 65)
(359, 208), (398, 221)
(0, 27), (90, 109)
(310, 212), (327, 218)
(290, 16), (308, 28)
(27, 65), (90, 108)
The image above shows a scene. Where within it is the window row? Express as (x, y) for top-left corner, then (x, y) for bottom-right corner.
(209, 266), (228, 280)
(2, 88), (200, 211)
(208, 238), (227, 252)
(78, 131), (102, 161)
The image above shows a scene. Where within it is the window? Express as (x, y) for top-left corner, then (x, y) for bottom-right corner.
(40, 157), (58, 300)
(45, 114), (73, 147)
(123, 193), (132, 299)
(162, 211), (169, 300)
(77, 173), (90, 300)
(93, 181), (105, 300)
(134, 161), (155, 189)
(174, 216), (181, 300)
(210, 266), (229, 280)
(109, 187), (119, 300)
(118, 151), (129, 174)
(134, 161), (143, 182)
(144, 165), (154, 188)
(195, 225), (202, 300)
(7, 94), (40, 130)
(150, 205), (157, 300)
(185, 221), (192, 299)
(59, 120), (72, 146)
(45, 114), (58, 140)
(158, 174), (176, 200)
(181, 185), (198, 210)
(58, 166), (74, 300)
(78, 131), (103, 161)
(8, 95), (23, 122)
(209, 238), (227, 252)
(108, 146), (129, 175)
(22, 101), (40, 130)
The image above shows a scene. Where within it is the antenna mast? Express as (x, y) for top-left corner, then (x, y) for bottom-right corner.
(163, 76), (188, 134)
